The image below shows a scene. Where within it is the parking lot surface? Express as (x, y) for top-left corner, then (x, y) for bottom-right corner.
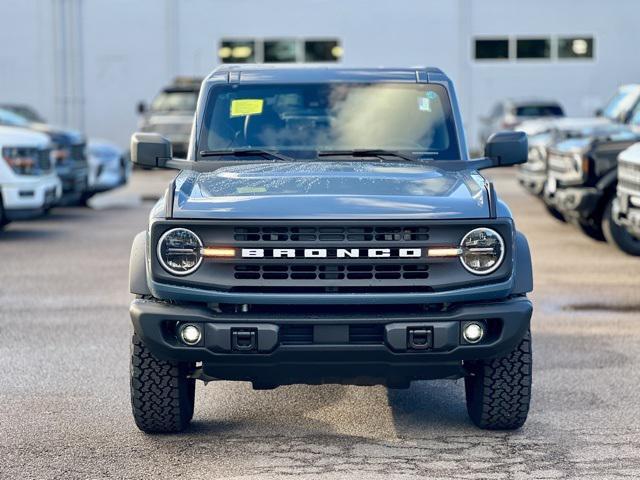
(1, 168), (639, 479)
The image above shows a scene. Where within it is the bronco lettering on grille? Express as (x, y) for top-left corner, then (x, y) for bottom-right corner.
(241, 248), (424, 258)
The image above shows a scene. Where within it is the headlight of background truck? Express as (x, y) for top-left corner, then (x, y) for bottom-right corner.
(2, 146), (41, 175)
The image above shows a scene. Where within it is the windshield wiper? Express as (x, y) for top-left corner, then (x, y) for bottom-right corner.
(317, 149), (429, 163)
(199, 149), (296, 162)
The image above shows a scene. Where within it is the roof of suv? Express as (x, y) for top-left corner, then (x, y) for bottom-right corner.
(206, 64), (448, 83)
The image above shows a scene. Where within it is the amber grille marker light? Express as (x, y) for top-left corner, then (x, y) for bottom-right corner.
(427, 247), (463, 258)
(202, 247), (236, 258)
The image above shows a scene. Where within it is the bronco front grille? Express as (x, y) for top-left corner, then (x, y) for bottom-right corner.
(151, 220), (514, 295)
(234, 225), (430, 243)
(234, 263), (429, 281)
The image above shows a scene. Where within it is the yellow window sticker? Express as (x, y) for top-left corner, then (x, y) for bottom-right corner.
(230, 99), (264, 117)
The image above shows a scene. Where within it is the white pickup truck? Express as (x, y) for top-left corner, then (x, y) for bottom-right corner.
(0, 126), (61, 229)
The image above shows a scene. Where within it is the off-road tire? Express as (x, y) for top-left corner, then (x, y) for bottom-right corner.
(577, 219), (606, 242)
(130, 334), (195, 433)
(602, 197), (640, 256)
(544, 204), (566, 223)
(0, 194), (8, 229)
(465, 330), (532, 430)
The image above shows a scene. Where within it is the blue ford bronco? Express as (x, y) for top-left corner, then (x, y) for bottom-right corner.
(128, 65), (533, 433)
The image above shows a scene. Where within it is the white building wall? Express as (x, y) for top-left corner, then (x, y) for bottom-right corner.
(1, 0), (639, 150)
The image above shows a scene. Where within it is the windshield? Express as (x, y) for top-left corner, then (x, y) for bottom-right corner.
(150, 90), (198, 113)
(199, 83), (460, 159)
(0, 108), (30, 127)
(601, 86), (640, 121)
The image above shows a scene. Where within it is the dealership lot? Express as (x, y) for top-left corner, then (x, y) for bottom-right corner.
(1, 168), (639, 479)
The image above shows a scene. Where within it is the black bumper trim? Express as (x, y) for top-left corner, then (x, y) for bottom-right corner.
(130, 297), (532, 385)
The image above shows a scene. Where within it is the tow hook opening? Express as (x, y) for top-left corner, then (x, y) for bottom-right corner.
(407, 327), (433, 350)
(232, 328), (258, 352)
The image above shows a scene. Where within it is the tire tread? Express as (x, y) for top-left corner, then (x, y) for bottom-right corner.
(465, 331), (532, 430)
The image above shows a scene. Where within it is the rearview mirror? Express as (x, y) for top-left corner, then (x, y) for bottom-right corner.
(130, 132), (172, 168)
(484, 131), (528, 167)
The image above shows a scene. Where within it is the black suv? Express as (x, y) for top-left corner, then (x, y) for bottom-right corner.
(544, 104), (640, 254)
(128, 65), (534, 433)
(518, 84), (640, 200)
(613, 142), (640, 254)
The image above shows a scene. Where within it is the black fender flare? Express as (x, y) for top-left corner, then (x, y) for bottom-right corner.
(130, 231), (151, 296)
(512, 231), (533, 295)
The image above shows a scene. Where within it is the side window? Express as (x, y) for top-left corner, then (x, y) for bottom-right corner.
(264, 40), (297, 63)
(218, 39), (342, 63)
(218, 40), (255, 63)
(304, 40), (343, 62)
(474, 39), (509, 60)
(516, 38), (551, 59)
(558, 37), (594, 59)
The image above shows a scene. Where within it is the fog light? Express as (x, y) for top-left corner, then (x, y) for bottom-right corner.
(463, 322), (484, 344)
(180, 324), (202, 345)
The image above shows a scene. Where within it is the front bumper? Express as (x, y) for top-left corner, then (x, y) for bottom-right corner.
(543, 183), (601, 222)
(130, 296), (532, 386)
(56, 164), (88, 201)
(1, 174), (61, 220)
(517, 167), (547, 196)
(614, 194), (640, 238)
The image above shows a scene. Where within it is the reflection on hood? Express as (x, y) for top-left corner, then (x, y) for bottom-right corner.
(172, 161), (489, 220)
(178, 161), (481, 198)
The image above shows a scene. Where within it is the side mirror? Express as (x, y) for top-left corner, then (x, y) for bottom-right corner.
(137, 101), (147, 115)
(484, 131), (528, 167)
(594, 108), (603, 117)
(130, 132), (172, 168)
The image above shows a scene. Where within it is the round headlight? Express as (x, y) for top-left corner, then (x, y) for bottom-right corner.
(459, 228), (505, 275)
(157, 228), (203, 276)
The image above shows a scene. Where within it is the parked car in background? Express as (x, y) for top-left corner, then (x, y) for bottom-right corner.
(478, 98), (564, 147)
(0, 125), (61, 229)
(517, 84), (640, 198)
(0, 108), (89, 205)
(544, 106), (640, 253)
(84, 140), (130, 203)
(137, 77), (201, 158)
(0, 104), (46, 123)
(613, 142), (640, 254)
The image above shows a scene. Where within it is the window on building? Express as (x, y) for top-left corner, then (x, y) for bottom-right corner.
(558, 37), (594, 59)
(304, 40), (342, 62)
(264, 39), (297, 63)
(218, 40), (255, 63)
(516, 38), (550, 59)
(474, 39), (509, 60)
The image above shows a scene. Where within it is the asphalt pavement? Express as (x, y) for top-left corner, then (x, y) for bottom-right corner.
(1, 168), (639, 479)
